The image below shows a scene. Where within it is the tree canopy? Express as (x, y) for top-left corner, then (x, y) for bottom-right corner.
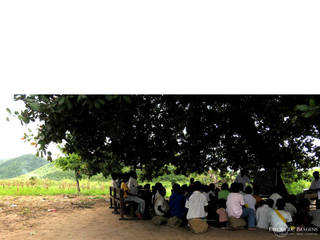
(12, 95), (320, 180)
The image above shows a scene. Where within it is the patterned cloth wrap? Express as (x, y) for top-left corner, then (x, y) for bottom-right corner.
(152, 216), (168, 225)
(228, 216), (246, 229)
(167, 216), (183, 228)
(188, 218), (208, 234)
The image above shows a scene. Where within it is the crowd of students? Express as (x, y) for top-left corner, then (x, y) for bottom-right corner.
(111, 170), (320, 235)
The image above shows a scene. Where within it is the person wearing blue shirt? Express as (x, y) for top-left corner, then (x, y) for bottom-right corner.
(169, 183), (186, 220)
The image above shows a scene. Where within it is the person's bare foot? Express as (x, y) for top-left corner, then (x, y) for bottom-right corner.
(248, 227), (256, 231)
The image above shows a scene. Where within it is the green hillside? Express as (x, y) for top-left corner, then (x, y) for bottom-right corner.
(18, 161), (109, 181)
(0, 159), (9, 165)
(0, 154), (48, 179)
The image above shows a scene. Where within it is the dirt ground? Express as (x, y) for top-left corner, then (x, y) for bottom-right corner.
(0, 195), (319, 240)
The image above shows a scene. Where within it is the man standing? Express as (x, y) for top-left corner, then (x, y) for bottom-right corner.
(235, 169), (250, 190)
(310, 171), (320, 209)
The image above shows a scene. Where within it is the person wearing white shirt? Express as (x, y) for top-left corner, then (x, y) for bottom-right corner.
(310, 171), (320, 209)
(269, 187), (283, 209)
(154, 186), (169, 216)
(186, 182), (208, 219)
(185, 181), (209, 233)
(284, 202), (297, 218)
(127, 171), (139, 195)
(310, 171), (320, 190)
(244, 186), (256, 212)
(269, 199), (292, 233)
(256, 199), (274, 230)
(111, 173), (120, 188)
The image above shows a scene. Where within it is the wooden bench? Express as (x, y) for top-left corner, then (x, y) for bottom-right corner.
(109, 186), (137, 220)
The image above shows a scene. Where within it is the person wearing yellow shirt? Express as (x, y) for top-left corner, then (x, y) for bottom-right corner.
(120, 173), (145, 218)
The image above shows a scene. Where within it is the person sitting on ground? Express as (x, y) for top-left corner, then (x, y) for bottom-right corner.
(208, 183), (216, 201)
(185, 181), (209, 233)
(269, 198), (293, 234)
(169, 183), (186, 226)
(206, 185), (218, 226)
(218, 183), (230, 200)
(284, 194), (297, 220)
(152, 182), (163, 205)
(252, 185), (263, 208)
(244, 186), (257, 212)
(120, 173), (145, 219)
(295, 198), (314, 229)
(140, 184), (152, 218)
(214, 187), (220, 198)
(226, 182), (256, 231)
(215, 198), (228, 228)
(235, 169), (250, 190)
(189, 178), (195, 188)
(201, 184), (211, 202)
(238, 183), (245, 195)
(269, 186), (283, 209)
(152, 186), (170, 225)
(256, 199), (274, 230)
(181, 184), (189, 197)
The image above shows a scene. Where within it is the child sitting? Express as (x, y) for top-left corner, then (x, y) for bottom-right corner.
(244, 186), (256, 212)
(208, 183), (216, 202)
(218, 183), (230, 200)
(152, 186), (170, 225)
(256, 199), (274, 230)
(216, 199), (228, 228)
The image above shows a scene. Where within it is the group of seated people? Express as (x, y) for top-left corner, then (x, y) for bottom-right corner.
(111, 171), (320, 234)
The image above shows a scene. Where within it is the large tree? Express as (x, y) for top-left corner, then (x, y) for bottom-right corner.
(11, 95), (320, 180)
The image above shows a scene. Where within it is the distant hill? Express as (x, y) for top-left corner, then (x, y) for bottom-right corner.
(18, 162), (75, 180)
(0, 159), (9, 165)
(18, 161), (108, 181)
(0, 154), (48, 179)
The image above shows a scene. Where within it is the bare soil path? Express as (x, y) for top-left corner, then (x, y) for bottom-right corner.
(0, 195), (318, 240)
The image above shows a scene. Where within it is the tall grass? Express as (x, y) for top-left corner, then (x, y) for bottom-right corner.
(0, 179), (111, 196)
(0, 177), (312, 197)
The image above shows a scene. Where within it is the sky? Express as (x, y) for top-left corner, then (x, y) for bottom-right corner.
(1, 1), (320, 159)
(0, 93), (36, 159)
(0, 93), (60, 160)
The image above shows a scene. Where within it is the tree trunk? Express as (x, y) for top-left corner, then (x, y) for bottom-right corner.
(75, 170), (81, 194)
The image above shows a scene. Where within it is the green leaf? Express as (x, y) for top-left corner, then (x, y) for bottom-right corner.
(59, 97), (65, 105)
(309, 98), (316, 106)
(6, 108), (11, 114)
(97, 99), (105, 105)
(6, 117), (10, 122)
(29, 102), (40, 111)
(123, 96), (131, 104)
(302, 111), (314, 118)
(14, 111), (19, 115)
(94, 101), (101, 109)
(295, 104), (310, 112)
(105, 96), (113, 101)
